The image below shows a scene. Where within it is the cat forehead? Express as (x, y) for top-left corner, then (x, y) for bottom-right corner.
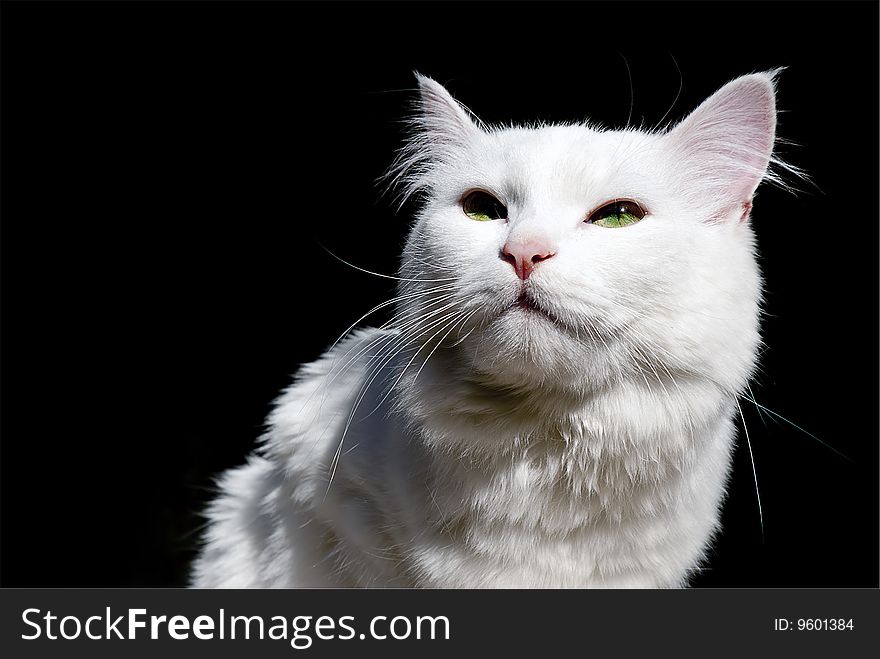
(459, 124), (664, 196)
(489, 124), (657, 160)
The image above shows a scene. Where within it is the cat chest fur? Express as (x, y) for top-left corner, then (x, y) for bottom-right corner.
(253, 333), (740, 588)
(350, 366), (734, 586)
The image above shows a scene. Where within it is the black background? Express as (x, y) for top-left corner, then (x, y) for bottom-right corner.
(1, 1), (877, 588)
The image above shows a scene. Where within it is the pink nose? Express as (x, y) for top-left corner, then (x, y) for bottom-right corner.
(500, 239), (557, 280)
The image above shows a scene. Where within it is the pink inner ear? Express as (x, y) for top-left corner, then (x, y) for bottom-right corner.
(739, 200), (753, 223)
(668, 74), (777, 217)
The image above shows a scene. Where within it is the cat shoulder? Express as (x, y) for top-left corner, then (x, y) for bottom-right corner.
(259, 327), (395, 477)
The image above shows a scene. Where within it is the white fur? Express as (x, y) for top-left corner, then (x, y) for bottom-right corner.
(191, 73), (780, 588)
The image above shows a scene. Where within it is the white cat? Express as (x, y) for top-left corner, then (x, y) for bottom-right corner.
(192, 72), (786, 588)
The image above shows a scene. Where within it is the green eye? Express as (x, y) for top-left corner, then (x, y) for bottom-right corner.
(588, 200), (647, 228)
(462, 190), (507, 222)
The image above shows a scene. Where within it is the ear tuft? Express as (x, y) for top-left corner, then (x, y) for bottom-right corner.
(382, 74), (482, 209)
(413, 73), (481, 141)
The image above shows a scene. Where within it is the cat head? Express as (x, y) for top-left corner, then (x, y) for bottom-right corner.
(388, 73), (782, 398)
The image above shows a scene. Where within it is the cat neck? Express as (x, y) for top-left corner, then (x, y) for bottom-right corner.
(391, 343), (731, 461)
(383, 346), (736, 575)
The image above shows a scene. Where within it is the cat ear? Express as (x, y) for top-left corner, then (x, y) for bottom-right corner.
(414, 74), (482, 143)
(666, 72), (778, 221)
(383, 75), (482, 207)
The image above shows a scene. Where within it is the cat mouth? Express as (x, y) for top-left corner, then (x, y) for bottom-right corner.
(505, 291), (584, 338)
(510, 292), (554, 320)
(514, 293), (540, 312)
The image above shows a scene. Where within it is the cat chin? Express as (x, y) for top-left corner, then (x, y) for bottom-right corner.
(462, 312), (616, 391)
